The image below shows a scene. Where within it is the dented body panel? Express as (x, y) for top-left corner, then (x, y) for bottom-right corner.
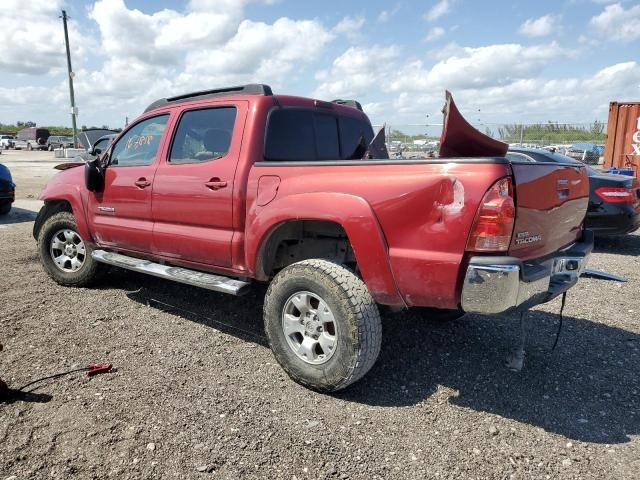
(247, 160), (511, 308)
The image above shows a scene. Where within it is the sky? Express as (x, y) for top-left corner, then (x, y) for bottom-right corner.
(1, 0), (639, 132)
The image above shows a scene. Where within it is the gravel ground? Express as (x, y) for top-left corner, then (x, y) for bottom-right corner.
(1, 151), (639, 479)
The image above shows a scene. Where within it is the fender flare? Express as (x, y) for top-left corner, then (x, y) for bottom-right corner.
(39, 184), (91, 241)
(246, 192), (404, 305)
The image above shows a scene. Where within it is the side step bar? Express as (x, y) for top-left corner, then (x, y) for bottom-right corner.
(91, 250), (250, 296)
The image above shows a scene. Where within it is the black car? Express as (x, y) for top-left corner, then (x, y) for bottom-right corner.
(0, 162), (15, 215)
(507, 148), (640, 236)
(46, 135), (75, 151)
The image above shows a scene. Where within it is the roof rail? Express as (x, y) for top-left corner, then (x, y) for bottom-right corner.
(144, 84), (273, 113)
(331, 99), (363, 111)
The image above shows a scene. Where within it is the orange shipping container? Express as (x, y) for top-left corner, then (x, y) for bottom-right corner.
(604, 101), (640, 177)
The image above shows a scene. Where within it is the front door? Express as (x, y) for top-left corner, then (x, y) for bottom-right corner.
(151, 102), (247, 267)
(87, 114), (170, 253)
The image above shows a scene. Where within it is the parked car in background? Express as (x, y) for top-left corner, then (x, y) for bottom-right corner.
(0, 135), (15, 149)
(15, 127), (50, 151)
(75, 128), (118, 150)
(34, 85), (592, 392)
(565, 143), (604, 165)
(88, 133), (117, 157)
(508, 147), (640, 236)
(0, 162), (15, 215)
(46, 135), (74, 151)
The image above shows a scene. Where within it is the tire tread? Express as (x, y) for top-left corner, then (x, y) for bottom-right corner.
(264, 259), (381, 392)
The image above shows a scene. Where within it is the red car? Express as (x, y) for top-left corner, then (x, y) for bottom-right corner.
(33, 85), (593, 391)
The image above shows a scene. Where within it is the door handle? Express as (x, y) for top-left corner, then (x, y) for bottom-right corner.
(134, 178), (151, 188)
(205, 178), (228, 190)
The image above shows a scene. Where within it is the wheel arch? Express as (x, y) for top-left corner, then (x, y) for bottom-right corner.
(246, 192), (404, 306)
(35, 186), (90, 241)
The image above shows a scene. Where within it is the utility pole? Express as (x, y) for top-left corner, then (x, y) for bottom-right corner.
(61, 10), (78, 147)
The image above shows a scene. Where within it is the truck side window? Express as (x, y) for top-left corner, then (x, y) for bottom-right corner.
(265, 109), (317, 162)
(315, 114), (340, 160)
(110, 115), (169, 167)
(169, 107), (237, 164)
(339, 116), (374, 160)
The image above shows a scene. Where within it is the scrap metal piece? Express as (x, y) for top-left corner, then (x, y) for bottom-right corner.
(439, 90), (509, 158)
(581, 269), (627, 282)
(505, 311), (527, 372)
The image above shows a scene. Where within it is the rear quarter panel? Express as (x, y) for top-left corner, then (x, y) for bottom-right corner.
(246, 161), (511, 308)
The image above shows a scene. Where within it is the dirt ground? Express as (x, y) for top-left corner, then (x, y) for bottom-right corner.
(1, 150), (639, 479)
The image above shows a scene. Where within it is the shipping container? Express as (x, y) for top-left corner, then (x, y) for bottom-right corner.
(603, 101), (640, 177)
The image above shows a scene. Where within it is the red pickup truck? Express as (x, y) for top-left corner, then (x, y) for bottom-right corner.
(34, 84), (593, 392)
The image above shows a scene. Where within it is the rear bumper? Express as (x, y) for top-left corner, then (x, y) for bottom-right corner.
(586, 207), (640, 236)
(461, 230), (593, 315)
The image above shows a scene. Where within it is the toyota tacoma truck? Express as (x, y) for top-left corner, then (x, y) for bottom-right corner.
(33, 85), (593, 392)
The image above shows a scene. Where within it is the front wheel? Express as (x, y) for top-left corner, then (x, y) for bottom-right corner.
(264, 259), (382, 392)
(37, 211), (105, 287)
(0, 201), (11, 215)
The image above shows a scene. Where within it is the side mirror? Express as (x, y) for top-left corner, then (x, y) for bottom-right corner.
(85, 158), (104, 192)
(87, 146), (102, 156)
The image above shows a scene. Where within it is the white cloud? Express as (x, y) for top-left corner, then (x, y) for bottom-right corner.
(0, 0), (90, 75)
(333, 16), (365, 42)
(590, 3), (640, 41)
(378, 3), (402, 23)
(314, 46), (399, 99)
(78, 1), (333, 121)
(425, 0), (451, 23)
(425, 27), (446, 42)
(185, 18), (333, 82)
(334, 16), (365, 34)
(389, 42), (573, 92)
(518, 15), (558, 37)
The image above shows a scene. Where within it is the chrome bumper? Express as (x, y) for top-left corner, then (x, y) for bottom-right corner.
(461, 232), (593, 315)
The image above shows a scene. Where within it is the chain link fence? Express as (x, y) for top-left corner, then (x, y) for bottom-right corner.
(373, 122), (607, 164)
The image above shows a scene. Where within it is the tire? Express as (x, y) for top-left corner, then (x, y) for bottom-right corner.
(0, 202), (11, 215)
(26, 143), (32, 151)
(37, 211), (104, 287)
(264, 259), (382, 392)
(48, 144), (53, 151)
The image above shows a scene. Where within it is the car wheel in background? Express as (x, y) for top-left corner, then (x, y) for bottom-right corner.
(264, 259), (382, 392)
(37, 211), (105, 287)
(48, 144), (53, 151)
(26, 143), (32, 151)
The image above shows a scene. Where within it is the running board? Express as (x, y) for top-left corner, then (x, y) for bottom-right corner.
(91, 250), (250, 295)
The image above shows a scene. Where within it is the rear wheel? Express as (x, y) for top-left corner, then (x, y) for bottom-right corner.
(264, 259), (382, 392)
(37, 211), (104, 287)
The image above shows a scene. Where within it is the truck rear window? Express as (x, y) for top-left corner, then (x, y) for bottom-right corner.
(264, 108), (374, 162)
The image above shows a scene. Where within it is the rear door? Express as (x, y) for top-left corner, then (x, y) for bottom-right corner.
(151, 102), (247, 267)
(87, 114), (170, 253)
(507, 153), (589, 259)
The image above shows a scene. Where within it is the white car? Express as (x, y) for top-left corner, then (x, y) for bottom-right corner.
(0, 135), (15, 149)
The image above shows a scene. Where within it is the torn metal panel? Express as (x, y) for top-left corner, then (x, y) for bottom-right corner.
(439, 90), (508, 158)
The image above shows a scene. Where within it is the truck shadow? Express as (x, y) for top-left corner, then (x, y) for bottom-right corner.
(594, 232), (640, 257)
(0, 207), (38, 225)
(117, 270), (638, 444)
(341, 307), (640, 444)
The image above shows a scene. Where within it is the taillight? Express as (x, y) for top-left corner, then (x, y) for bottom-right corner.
(466, 177), (515, 252)
(595, 187), (634, 203)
